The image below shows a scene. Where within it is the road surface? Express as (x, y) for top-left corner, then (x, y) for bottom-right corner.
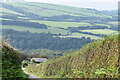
(22, 68), (40, 79)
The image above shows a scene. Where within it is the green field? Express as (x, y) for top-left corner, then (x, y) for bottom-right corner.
(2, 25), (69, 35)
(95, 24), (111, 28)
(0, 13), (2, 16)
(59, 32), (101, 39)
(0, 7), (23, 15)
(3, 25), (118, 40)
(2, 25), (102, 39)
(29, 20), (92, 28)
(18, 17), (31, 19)
(108, 22), (118, 25)
(80, 29), (118, 35)
(26, 35), (118, 78)
(1, 2), (117, 40)
(4, 2), (112, 18)
(0, 18), (12, 20)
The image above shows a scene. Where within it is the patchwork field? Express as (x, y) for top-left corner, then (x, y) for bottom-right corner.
(4, 2), (112, 18)
(95, 24), (111, 28)
(29, 20), (93, 28)
(59, 33), (101, 40)
(0, 7), (23, 15)
(1, 2), (118, 40)
(80, 29), (118, 35)
(0, 18), (11, 20)
(18, 17), (31, 19)
(2, 25), (69, 35)
(108, 22), (118, 25)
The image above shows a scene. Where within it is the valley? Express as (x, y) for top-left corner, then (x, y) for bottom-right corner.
(0, 1), (119, 79)
(25, 35), (119, 78)
(1, 2), (118, 40)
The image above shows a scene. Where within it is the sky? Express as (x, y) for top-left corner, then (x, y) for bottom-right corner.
(25, 0), (119, 10)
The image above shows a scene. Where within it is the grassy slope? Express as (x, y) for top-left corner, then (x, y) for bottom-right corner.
(26, 34), (119, 78)
(2, 25), (69, 35)
(1, 2), (113, 28)
(59, 33), (101, 40)
(2, 23), (116, 39)
(1, 2), (117, 39)
(1, 39), (28, 79)
(95, 24), (111, 28)
(108, 22), (119, 25)
(0, 7), (23, 15)
(4, 2), (112, 18)
(29, 20), (93, 28)
(29, 48), (62, 56)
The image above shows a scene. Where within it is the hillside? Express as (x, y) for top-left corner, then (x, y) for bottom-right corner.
(1, 2), (118, 40)
(3, 29), (94, 51)
(0, 2), (119, 79)
(1, 2), (112, 18)
(1, 39), (28, 79)
(26, 34), (119, 78)
(0, 2), (118, 54)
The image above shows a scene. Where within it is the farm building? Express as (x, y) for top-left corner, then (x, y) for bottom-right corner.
(31, 58), (48, 63)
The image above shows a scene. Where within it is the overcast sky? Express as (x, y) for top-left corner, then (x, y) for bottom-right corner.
(25, 0), (119, 10)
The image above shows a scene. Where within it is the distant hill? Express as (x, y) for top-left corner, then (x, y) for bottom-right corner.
(26, 34), (119, 78)
(1, 2), (118, 53)
(1, 39), (28, 79)
(1, 2), (117, 23)
(101, 10), (118, 15)
(1, 2), (112, 18)
(1, 2), (118, 39)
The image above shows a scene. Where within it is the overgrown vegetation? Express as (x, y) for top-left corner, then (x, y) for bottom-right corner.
(1, 40), (28, 79)
(1, 1), (119, 79)
(26, 35), (119, 78)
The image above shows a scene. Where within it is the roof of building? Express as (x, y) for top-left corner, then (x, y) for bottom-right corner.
(31, 58), (47, 63)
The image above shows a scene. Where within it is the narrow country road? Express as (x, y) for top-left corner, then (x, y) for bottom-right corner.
(22, 68), (40, 79)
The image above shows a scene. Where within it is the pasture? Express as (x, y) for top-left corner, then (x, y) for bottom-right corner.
(2, 25), (69, 35)
(80, 29), (118, 35)
(59, 32), (101, 40)
(29, 20), (92, 28)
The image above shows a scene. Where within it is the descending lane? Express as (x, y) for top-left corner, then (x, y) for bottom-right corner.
(22, 68), (40, 79)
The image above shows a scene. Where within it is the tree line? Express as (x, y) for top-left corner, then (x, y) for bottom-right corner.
(2, 20), (48, 29)
(2, 29), (94, 51)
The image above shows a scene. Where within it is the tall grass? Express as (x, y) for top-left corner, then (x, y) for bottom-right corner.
(26, 35), (119, 78)
(2, 41), (28, 79)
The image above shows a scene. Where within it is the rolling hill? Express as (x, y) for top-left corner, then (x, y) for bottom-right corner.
(1, 2), (112, 18)
(1, 2), (119, 79)
(0, 2), (118, 54)
(0, 2), (118, 40)
(26, 34), (119, 78)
